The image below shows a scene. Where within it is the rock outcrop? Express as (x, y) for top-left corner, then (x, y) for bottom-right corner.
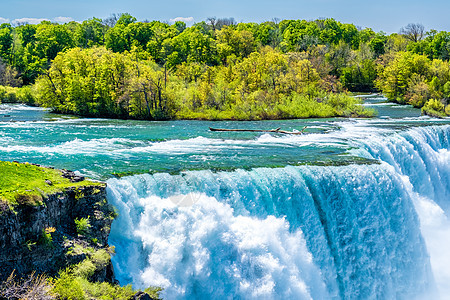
(0, 183), (116, 282)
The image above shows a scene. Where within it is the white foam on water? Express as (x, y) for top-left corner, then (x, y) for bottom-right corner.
(107, 162), (436, 299)
(105, 124), (449, 299)
(108, 187), (329, 299)
(0, 137), (145, 156)
(0, 104), (49, 111)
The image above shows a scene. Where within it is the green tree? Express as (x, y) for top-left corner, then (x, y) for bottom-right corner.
(35, 22), (75, 62)
(0, 24), (13, 61)
(75, 18), (107, 48)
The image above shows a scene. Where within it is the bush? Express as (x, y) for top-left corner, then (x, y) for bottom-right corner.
(51, 250), (162, 300)
(77, 278), (136, 300)
(74, 259), (97, 279)
(51, 269), (85, 300)
(422, 98), (447, 118)
(75, 217), (91, 236)
(0, 85), (36, 104)
(39, 227), (56, 247)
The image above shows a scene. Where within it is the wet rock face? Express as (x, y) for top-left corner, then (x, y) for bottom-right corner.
(0, 184), (115, 282)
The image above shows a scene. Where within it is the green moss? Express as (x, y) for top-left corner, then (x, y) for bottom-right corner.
(0, 161), (103, 207)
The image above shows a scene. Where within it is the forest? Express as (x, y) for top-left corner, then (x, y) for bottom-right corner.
(0, 14), (449, 119)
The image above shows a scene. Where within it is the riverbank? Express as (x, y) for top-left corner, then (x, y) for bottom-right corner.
(0, 161), (161, 299)
(0, 84), (375, 121)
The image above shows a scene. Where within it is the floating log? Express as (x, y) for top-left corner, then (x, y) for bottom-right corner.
(209, 126), (307, 135)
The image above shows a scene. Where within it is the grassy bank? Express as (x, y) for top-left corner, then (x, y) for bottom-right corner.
(0, 160), (101, 207)
(0, 160), (162, 299)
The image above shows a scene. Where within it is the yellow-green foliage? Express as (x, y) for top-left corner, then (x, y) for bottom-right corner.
(77, 278), (136, 300)
(39, 227), (56, 247)
(174, 47), (373, 119)
(52, 246), (161, 300)
(0, 161), (102, 207)
(52, 269), (85, 300)
(74, 217), (92, 236)
(422, 98), (447, 118)
(376, 51), (450, 111)
(0, 85), (36, 104)
(35, 47), (175, 120)
(35, 46), (373, 121)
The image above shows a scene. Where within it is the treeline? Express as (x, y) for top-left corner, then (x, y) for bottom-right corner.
(32, 46), (370, 120)
(0, 15), (449, 118)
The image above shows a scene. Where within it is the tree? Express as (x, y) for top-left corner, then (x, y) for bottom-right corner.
(116, 13), (137, 26)
(400, 23), (425, 43)
(103, 14), (119, 28)
(105, 24), (130, 52)
(16, 24), (37, 48)
(0, 58), (22, 87)
(376, 51), (433, 104)
(207, 17), (236, 32)
(0, 24), (13, 61)
(34, 22), (74, 62)
(75, 18), (107, 48)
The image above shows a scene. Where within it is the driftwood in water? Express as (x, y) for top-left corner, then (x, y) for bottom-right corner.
(209, 126), (307, 135)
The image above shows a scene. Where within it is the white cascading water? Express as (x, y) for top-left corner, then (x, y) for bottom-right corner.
(107, 124), (449, 299)
(354, 125), (450, 298)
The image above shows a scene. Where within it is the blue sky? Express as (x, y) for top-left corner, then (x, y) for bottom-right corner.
(0, 0), (448, 33)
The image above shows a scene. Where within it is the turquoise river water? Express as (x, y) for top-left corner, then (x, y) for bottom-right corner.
(0, 96), (449, 299)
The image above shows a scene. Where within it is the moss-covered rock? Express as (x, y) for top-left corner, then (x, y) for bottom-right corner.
(0, 161), (115, 282)
(0, 160), (102, 208)
(0, 161), (162, 299)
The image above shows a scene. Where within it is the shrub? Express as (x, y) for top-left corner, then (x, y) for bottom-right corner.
(75, 217), (91, 236)
(0, 85), (36, 104)
(40, 227), (56, 247)
(51, 269), (85, 300)
(77, 278), (136, 300)
(74, 259), (96, 279)
(422, 98), (446, 118)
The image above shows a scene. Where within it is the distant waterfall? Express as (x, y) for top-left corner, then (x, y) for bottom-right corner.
(107, 125), (448, 299)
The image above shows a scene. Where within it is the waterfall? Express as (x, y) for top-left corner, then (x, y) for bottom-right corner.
(107, 124), (449, 299)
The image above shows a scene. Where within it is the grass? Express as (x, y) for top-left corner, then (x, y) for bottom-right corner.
(0, 160), (103, 207)
(54, 244), (162, 299)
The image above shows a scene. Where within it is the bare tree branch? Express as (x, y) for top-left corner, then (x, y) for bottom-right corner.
(400, 23), (425, 42)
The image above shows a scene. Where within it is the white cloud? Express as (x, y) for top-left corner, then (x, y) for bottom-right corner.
(13, 17), (49, 25)
(10, 16), (75, 25)
(53, 16), (74, 24)
(0, 17), (10, 24)
(170, 17), (194, 24)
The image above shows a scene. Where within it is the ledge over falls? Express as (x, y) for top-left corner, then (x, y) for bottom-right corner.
(0, 161), (115, 282)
